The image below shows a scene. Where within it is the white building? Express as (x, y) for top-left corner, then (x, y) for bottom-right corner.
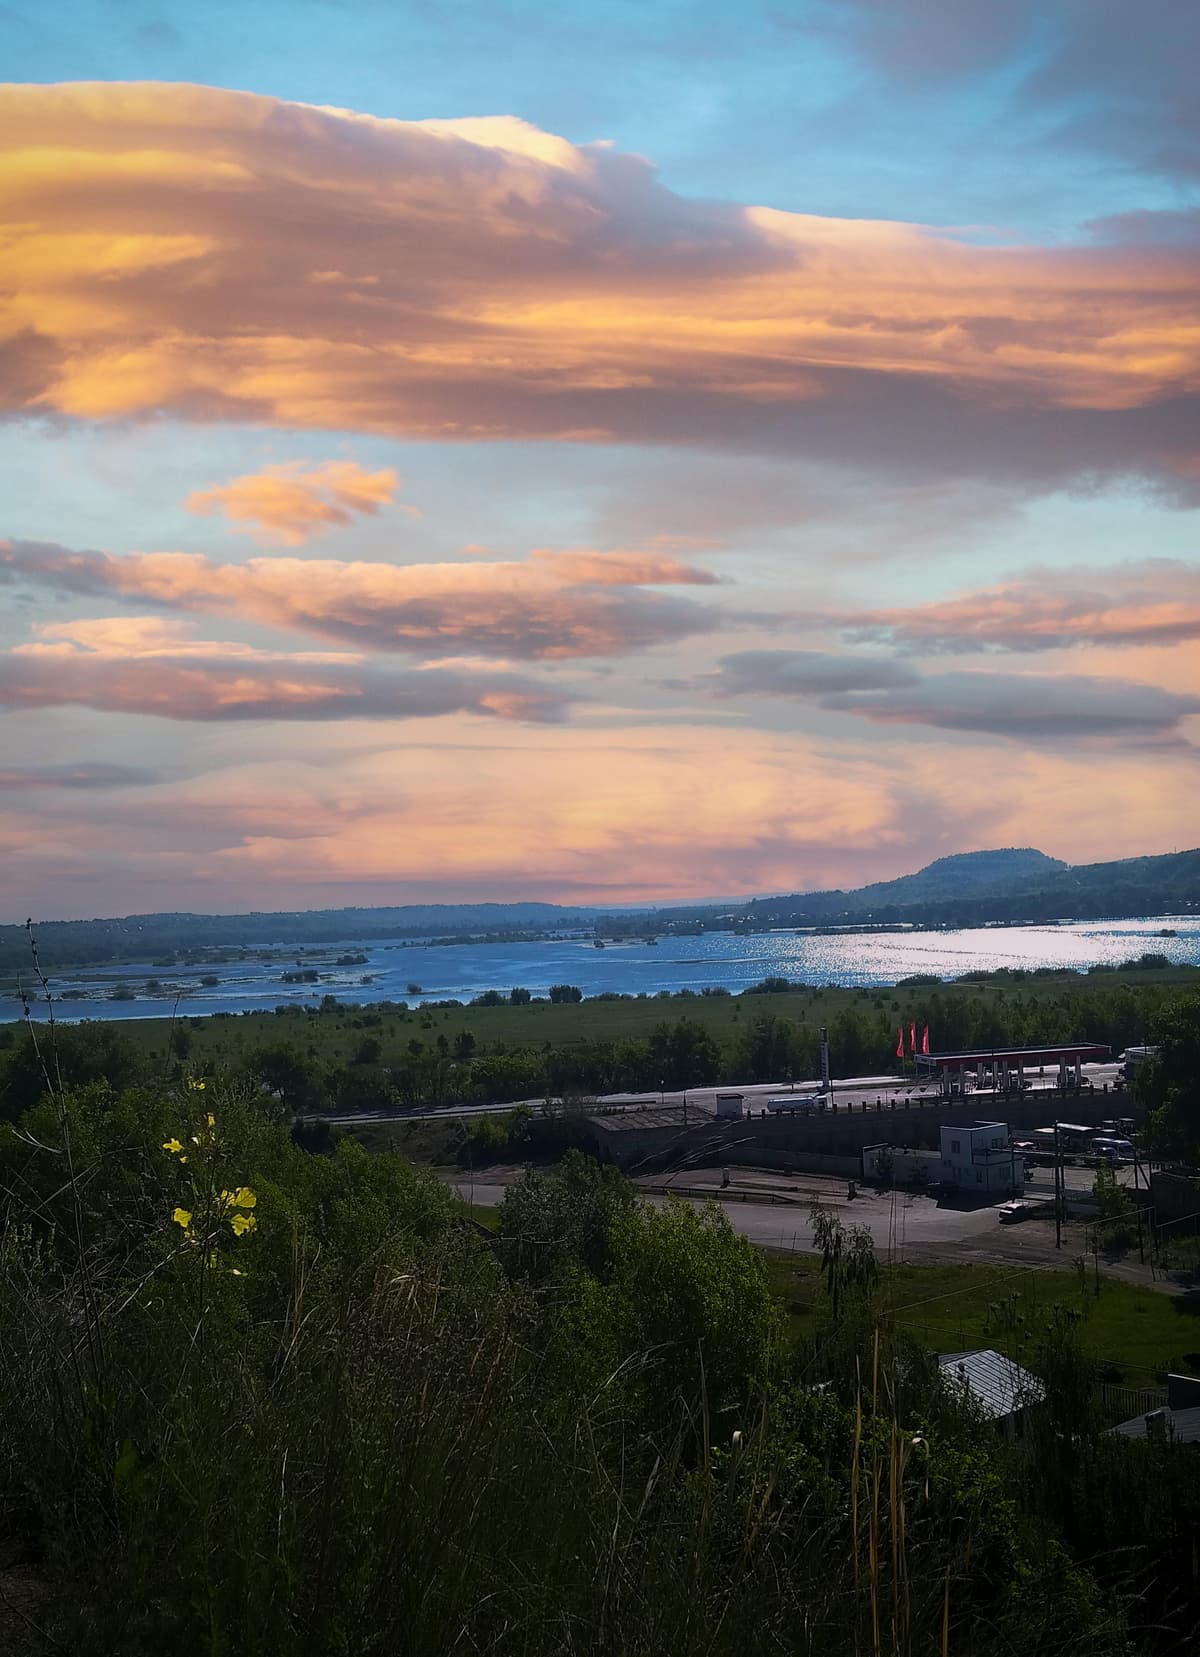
(938, 1349), (1044, 1442)
(939, 1121), (1019, 1195)
(714, 1092), (745, 1120)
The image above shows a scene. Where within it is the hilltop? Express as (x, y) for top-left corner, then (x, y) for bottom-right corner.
(739, 846), (1200, 929)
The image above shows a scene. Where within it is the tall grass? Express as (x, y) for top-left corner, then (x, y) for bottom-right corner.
(0, 1068), (1144, 1655)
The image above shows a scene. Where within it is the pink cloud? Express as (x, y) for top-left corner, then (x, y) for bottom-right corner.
(1, 537), (724, 659)
(185, 460), (407, 545)
(9, 722), (1198, 918)
(0, 617), (568, 723)
(843, 559), (1200, 652)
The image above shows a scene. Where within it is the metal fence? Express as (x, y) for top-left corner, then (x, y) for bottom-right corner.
(1097, 1382), (1167, 1423)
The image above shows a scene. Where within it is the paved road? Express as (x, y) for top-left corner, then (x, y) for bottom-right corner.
(449, 1164), (1178, 1293)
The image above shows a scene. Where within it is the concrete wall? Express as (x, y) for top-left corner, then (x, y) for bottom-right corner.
(589, 1088), (1135, 1172)
(863, 1145), (940, 1186)
(1150, 1169), (1200, 1231)
(723, 1145), (860, 1179)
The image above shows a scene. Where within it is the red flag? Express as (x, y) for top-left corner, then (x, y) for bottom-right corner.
(921, 1025), (930, 1055)
(895, 1026), (904, 1059)
(909, 1022), (917, 1055)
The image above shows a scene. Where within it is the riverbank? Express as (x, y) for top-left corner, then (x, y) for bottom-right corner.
(5, 916), (1199, 1022)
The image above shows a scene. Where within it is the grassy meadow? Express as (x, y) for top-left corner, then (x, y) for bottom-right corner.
(765, 1255), (1200, 1389)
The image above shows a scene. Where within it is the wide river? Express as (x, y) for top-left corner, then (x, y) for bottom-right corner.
(7, 915), (1199, 1022)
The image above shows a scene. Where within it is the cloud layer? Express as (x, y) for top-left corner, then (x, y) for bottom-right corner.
(0, 536), (722, 659)
(2, 83), (1198, 489)
(0, 616), (567, 722)
(711, 649), (1200, 746)
(842, 560), (1200, 653)
(185, 459), (404, 544)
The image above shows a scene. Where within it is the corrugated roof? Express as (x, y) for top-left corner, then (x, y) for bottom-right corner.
(1110, 1406), (1200, 1445)
(938, 1349), (1045, 1421)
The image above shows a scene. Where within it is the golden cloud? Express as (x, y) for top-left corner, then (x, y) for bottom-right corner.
(185, 459), (406, 544)
(1, 83), (1198, 485)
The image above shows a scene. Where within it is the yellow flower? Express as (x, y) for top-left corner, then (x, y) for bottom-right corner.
(172, 1207), (192, 1230)
(187, 1077), (207, 1092)
(232, 1187), (257, 1209)
(161, 1138), (183, 1154)
(205, 1112), (215, 1128)
(217, 1189), (236, 1210)
(230, 1212), (257, 1237)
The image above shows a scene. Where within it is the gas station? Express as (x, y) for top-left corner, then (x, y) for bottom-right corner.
(913, 1042), (1110, 1098)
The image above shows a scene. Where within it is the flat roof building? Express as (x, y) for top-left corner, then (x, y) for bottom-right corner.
(940, 1121), (1021, 1195)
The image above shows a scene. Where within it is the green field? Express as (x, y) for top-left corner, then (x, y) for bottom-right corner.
(765, 1253), (1200, 1387)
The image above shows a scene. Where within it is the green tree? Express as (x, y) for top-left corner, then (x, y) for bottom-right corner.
(453, 1029), (476, 1060)
(648, 1018), (722, 1089)
(498, 1150), (633, 1283)
(244, 1045), (323, 1113)
(810, 1204), (878, 1324)
(604, 1196), (782, 1421)
(1139, 994), (1200, 1163)
(736, 1012), (796, 1082)
(0, 1024), (144, 1121)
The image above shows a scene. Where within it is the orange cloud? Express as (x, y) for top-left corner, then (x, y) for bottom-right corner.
(1, 538), (724, 659)
(185, 460), (406, 545)
(2, 83), (1198, 487)
(0, 617), (567, 722)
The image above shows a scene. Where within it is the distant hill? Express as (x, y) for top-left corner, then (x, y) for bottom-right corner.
(748, 848), (1064, 922)
(0, 901), (614, 973)
(6, 846), (1198, 977)
(742, 846), (1200, 929)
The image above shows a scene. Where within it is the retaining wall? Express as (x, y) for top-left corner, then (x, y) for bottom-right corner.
(588, 1088), (1135, 1172)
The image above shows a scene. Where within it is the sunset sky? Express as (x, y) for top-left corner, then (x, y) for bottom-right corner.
(2, 1), (1198, 919)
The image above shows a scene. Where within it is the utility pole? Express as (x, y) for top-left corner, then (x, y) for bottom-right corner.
(1053, 1120), (1062, 1249)
(819, 1026), (830, 1097)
